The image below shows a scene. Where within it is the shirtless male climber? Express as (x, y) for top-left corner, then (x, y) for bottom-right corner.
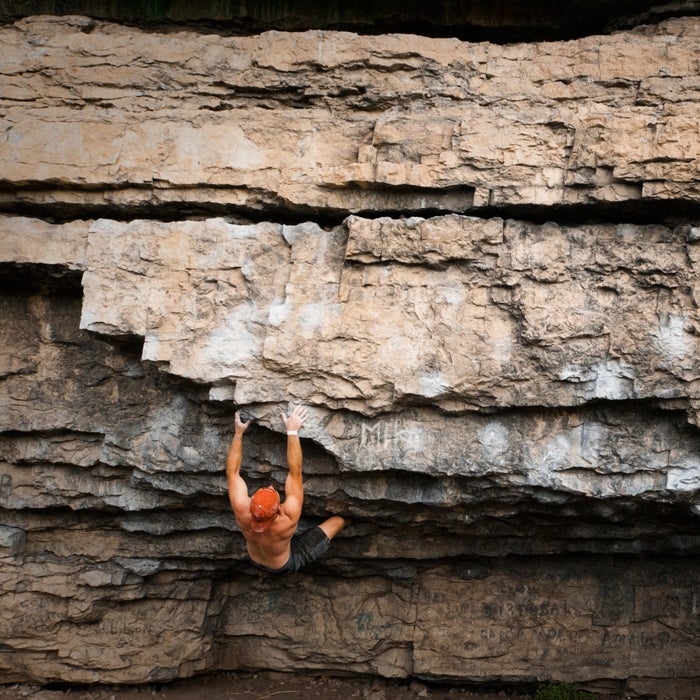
(226, 405), (346, 573)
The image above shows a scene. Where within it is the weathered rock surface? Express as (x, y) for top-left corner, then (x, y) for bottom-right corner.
(1, 15), (700, 219)
(0, 12), (699, 697)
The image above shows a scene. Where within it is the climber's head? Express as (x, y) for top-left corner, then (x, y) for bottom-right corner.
(249, 486), (280, 532)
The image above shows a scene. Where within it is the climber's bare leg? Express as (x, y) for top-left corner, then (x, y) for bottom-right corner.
(319, 515), (346, 540)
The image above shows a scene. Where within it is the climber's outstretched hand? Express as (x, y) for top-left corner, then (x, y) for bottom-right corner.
(282, 405), (308, 433)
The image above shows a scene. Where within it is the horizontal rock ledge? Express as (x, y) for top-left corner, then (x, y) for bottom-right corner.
(3, 214), (699, 420)
(1, 16), (699, 215)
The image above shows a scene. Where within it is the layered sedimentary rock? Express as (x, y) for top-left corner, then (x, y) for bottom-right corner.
(2, 14), (700, 217)
(1, 13), (699, 697)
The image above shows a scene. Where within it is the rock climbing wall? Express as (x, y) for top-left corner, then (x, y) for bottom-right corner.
(1, 9), (699, 696)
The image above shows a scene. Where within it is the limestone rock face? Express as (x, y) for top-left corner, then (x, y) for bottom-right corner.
(1, 12), (699, 696)
(2, 15), (700, 217)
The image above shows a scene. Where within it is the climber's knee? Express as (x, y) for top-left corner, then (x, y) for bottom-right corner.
(318, 515), (347, 540)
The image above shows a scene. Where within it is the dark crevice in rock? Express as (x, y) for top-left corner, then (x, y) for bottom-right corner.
(0, 428), (106, 445)
(313, 550), (700, 579)
(3, 192), (700, 229)
(0, 185), (344, 229)
(1, 0), (698, 42)
(92, 331), (147, 359)
(472, 198), (700, 228)
(0, 262), (83, 296)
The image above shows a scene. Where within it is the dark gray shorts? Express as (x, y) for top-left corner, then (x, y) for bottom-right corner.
(250, 526), (331, 574)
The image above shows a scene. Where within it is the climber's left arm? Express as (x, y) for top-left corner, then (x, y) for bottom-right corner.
(226, 410), (251, 516)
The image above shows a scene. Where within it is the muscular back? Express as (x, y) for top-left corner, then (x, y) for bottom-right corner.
(236, 506), (300, 570)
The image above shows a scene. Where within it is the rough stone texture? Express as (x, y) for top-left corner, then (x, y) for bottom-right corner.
(1, 15), (700, 218)
(0, 13), (699, 697)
